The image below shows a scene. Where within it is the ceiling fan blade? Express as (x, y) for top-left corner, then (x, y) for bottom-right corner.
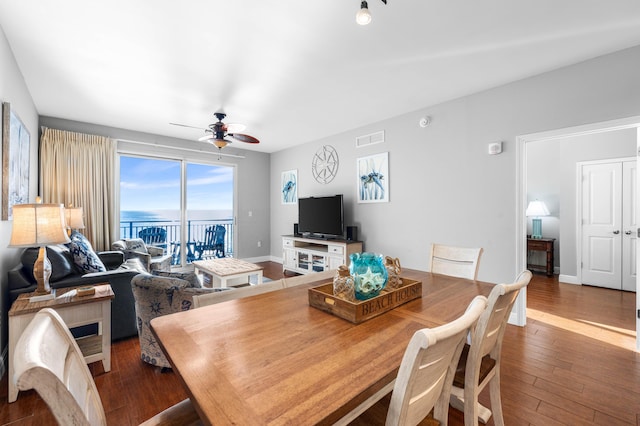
(169, 122), (206, 131)
(228, 133), (259, 144)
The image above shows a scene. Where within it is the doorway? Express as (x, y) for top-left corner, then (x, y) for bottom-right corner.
(516, 116), (640, 351)
(579, 158), (636, 291)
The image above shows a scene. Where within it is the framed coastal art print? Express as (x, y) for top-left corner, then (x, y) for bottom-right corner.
(2, 102), (30, 220)
(281, 169), (298, 204)
(357, 152), (389, 203)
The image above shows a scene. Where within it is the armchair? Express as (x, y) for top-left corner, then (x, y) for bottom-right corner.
(131, 271), (229, 368)
(112, 238), (172, 272)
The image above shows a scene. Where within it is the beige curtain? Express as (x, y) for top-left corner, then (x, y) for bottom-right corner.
(40, 128), (117, 251)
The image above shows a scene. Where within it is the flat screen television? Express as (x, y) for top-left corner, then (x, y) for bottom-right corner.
(298, 195), (344, 239)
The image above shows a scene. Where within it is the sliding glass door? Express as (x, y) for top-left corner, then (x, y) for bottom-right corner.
(119, 155), (234, 267)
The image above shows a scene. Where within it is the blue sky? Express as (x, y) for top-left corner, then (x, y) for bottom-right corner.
(119, 156), (233, 211)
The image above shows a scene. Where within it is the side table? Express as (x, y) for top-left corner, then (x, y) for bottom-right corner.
(527, 237), (556, 277)
(8, 283), (114, 403)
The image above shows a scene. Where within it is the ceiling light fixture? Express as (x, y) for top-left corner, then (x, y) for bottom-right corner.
(356, 0), (387, 26)
(356, 1), (372, 25)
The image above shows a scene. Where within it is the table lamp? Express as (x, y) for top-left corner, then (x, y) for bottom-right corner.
(65, 205), (85, 236)
(526, 200), (550, 239)
(9, 203), (71, 300)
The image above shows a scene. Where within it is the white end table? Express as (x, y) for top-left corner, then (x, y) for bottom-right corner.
(8, 284), (114, 402)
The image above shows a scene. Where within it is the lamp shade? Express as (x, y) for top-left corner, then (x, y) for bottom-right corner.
(9, 204), (71, 247)
(65, 206), (85, 230)
(525, 200), (550, 217)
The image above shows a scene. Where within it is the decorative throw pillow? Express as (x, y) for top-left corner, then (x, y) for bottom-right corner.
(67, 231), (107, 274)
(124, 238), (148, 253)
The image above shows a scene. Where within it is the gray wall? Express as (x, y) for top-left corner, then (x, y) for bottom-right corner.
(39, 116), (272, 259)
(270, 45), (640, 285)
(0, 25), (39, 368)
(527, 129), (636, 278)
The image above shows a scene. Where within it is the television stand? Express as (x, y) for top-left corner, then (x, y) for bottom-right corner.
(282, 235), (363, 275)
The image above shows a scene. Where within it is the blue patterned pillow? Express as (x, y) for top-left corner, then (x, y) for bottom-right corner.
(67, 231), (106, 274)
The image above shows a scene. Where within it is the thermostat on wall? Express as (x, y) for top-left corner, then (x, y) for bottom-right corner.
(488, 142), (502, 155)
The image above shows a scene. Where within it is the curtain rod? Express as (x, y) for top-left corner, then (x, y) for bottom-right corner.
(116, 138), (246, 159)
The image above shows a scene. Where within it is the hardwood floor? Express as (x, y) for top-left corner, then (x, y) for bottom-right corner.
(0, 263), (638, 425)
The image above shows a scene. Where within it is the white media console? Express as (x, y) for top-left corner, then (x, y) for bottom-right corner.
(282, 235), (363, 275)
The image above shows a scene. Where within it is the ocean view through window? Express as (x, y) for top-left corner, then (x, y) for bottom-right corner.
(119, 156), (235, 265)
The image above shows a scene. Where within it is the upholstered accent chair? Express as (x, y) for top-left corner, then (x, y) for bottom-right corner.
(112, 238), (172, 272)
(131, 271), (229, 368)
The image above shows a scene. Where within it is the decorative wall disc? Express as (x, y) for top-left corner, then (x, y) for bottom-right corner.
(312, 145), (339, 184)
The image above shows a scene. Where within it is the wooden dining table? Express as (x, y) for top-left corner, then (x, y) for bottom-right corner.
(150, 268), (496, 426)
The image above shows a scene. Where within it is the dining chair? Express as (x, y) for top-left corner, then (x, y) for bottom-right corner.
(348, 295), (488, 426)
(192, 279), (285, 308)
(429, 244), (483, 280)
(449, 270), (532, 426)
(13, 308), (202, 426)
(388, 295), (488, 426)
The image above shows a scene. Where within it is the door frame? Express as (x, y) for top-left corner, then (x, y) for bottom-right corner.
(576, 157), (635, 288)
(516, 115), (640, 350)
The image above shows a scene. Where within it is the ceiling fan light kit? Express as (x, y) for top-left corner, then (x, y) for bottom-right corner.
(356, 0), (387, 25)
(172, 112), (259, 152)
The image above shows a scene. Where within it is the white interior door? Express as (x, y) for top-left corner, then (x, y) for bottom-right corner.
(581, 162), (623, 289)
(581, 160), (636, 291)
(622, 161), (637, 291)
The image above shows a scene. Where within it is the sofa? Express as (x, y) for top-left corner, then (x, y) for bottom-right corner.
(8, 243), (145, 341)
(111, 238), (173, 272)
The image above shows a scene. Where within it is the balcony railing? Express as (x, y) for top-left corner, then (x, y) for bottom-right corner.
(119, 219), (234, 265)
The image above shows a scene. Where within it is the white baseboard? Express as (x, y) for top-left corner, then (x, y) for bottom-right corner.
(242, 255), (274, 263)
(558, 274), (580, 285)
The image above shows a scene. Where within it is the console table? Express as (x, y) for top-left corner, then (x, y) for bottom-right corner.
(8, 284), (114, 402)
(527, 237), (555, 277)
(282, 235), (362, 275)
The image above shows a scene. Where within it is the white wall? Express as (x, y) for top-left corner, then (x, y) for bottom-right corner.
(270, 45), (640, 284)
(0, 25), (39, 361)
(527, 129), (636, 278)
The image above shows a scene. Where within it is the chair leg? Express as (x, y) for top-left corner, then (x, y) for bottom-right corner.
(488, 373), (504, 426)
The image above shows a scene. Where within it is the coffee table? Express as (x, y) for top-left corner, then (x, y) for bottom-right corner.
(193, 258), (263, 288)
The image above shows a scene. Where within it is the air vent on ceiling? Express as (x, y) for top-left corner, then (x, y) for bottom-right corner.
(355, 130), (385, 148)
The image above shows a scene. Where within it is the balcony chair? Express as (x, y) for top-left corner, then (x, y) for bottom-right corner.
(13, 308), (202, 425)
(138, 226), (168, 250)
(131, 271), (229, 368)
(195, 225), (226, 260)
(348, 296), (488, 426)
(449, 270), (532, 426)
(429, 243), (483, 280)
(112, 237), (172, 272)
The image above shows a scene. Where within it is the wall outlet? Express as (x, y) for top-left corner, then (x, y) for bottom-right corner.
(257, 240), (262, 248)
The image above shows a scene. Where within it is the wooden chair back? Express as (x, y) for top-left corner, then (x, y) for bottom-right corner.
(13, 308), (107, 426)
(450, 270), (532, 425)
(138, 226), (167, 246)
(196, 225), (226, 259)
(14, 308), (203, 426)
(386, 296), (488, 426)
(192, 279), (285, 308)
(281, 270), (335, 288)
(429, 243), (483, 280)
